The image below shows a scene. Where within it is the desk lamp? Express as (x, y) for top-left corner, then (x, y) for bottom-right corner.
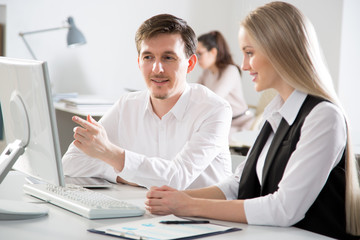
(19, 16), (86, 59)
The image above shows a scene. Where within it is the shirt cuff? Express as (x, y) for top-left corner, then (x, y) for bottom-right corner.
(244, 197), (273, 225)
(117, 150), (144, 181)
(215, 174), (239, 200)
(103, 165), (118, 183)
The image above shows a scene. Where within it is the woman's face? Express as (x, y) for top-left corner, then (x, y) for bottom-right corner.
(238, 27), (282, 92)
(196, 42), (217, 70)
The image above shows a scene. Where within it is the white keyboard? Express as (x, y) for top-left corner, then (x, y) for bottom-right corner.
(23, 183), (145, 219)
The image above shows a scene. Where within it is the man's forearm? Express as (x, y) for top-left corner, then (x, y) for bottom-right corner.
(101, 143), (125, 172)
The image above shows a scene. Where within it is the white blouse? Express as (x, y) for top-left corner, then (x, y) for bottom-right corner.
(217, 90), (346, 226)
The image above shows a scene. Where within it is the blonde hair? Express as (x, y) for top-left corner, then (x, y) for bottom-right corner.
(241, 1), (360, 235)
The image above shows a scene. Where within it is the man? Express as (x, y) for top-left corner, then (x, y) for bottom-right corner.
(62, 14), (232, 190)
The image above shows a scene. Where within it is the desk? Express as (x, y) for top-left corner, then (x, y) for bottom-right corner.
(231, 130), (360, 161)
(230, 130), (259, 148)
(0, 171), (333, 240)
(54, 102), (111, 118)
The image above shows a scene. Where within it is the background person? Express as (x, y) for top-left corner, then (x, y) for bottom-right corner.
(62, 14), (233, 190)
(145, 2), (360, 239)
(197, 31), (254, 134)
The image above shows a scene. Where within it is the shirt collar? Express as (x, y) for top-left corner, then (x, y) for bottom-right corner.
(280, 90), (307, 125)
(143, 83), (190, 120)
(168, 83), (190, 120)
(263, 89), (307, 131)
(143, 90), (153, 116)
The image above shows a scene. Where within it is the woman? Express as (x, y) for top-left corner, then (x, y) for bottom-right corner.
(145, 2), (360, 239)
(197, 31), (254, 133)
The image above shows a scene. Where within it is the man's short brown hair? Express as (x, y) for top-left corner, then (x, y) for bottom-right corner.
(135, 14), (197, 58)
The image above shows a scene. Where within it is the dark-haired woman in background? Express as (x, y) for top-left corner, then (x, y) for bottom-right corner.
(197, 31), (254, 134)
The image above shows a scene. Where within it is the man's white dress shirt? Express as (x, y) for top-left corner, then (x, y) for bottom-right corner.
(217, 90), (346, 226)
(62, 83), (233, 190)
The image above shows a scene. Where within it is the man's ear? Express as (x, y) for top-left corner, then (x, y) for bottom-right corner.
(137, 57), (140, 69)
(187, 54), (197, 73)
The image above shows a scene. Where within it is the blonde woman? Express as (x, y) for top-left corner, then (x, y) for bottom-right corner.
(145, 2), (360, 239)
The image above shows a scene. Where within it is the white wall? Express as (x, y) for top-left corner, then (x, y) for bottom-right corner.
(1, 0), (240, 100)
(338, 0), (360, 141)
(0, 0), (343, 106)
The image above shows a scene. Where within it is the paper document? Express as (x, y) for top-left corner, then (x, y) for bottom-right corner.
(88, 215), (241, 239)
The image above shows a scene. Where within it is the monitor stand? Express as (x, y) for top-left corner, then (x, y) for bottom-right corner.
(0, 141), (48, 220)
(0, 140), (25, 183)
(0, 199), (48, 220)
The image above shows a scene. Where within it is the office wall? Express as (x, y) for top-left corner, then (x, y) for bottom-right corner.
(0, 0), (343, 106)
(338, 0), (360, 140)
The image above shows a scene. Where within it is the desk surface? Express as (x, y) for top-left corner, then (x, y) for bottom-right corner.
(0, 171), (333, 240)
(230, 130), (259, 148)
(54, 102), (111, 118)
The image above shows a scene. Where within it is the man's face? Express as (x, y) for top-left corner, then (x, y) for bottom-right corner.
(138, 33), (196, 100)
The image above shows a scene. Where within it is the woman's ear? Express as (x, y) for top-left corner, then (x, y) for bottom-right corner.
(210, 47), (218, 57)
(187, 54), (197, 73)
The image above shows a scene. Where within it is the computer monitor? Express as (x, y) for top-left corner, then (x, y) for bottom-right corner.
(0, 57), (64, 187)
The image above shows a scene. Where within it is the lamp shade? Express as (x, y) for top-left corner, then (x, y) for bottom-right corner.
(19, 16), (86, 59)
(67, 17), (86, 47)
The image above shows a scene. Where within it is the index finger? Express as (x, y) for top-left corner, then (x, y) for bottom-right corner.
(72, 116), (97, 131)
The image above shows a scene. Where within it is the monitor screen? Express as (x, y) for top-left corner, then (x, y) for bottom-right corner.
(0, 57), (64, 186)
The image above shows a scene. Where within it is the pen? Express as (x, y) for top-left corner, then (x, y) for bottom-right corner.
(159, 220), (210, 224)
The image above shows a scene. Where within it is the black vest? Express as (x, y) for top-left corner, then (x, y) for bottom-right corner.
(237, 95), (356, 239)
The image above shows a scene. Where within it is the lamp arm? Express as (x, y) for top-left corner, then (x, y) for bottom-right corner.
(19, 26), (69, 36)
(19, 26), (69, 60)
(18, 17), (86, 59)
(19, 35), (37, 59)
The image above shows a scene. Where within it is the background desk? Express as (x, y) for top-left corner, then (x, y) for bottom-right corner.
(0, 171), (333, 240)
(230, 130), (259, 149)
(231, 129), (360, 162)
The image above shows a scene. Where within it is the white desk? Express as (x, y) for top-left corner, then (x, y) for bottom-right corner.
(230, 130), (259, 148)
(231, 130), (360, 161)
(0, 171), (333, 240)
(54, 102), (111, 118)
